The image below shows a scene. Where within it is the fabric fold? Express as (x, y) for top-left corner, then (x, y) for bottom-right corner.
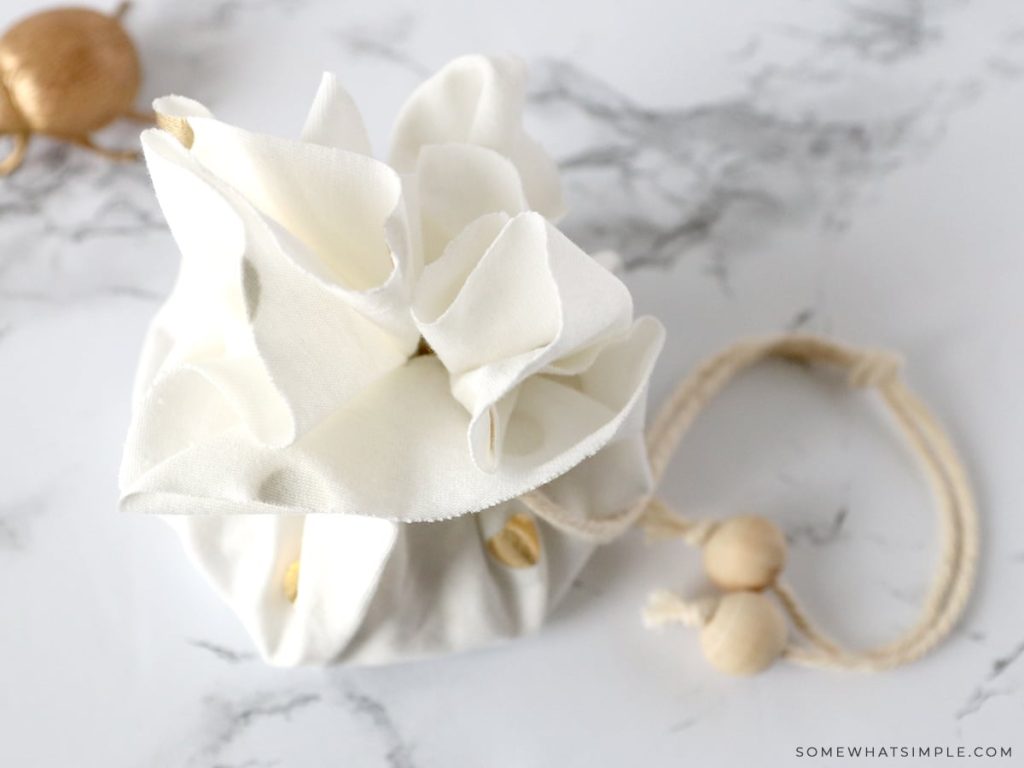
(414, 212), (648, 472)
(123, 326), (663, 522)
(139, 105), (419, 450)
(301, 72), (374, 155)
(391, 55), (564, 220)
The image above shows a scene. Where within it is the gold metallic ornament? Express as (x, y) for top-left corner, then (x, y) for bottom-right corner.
(0, 2), (150, 176)
(486, 512), (542, 568)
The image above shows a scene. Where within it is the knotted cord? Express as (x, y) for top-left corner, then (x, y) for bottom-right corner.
(520, 334), (978, 671)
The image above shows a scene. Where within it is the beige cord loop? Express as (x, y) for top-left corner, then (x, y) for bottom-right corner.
(520, 334), (979, 673)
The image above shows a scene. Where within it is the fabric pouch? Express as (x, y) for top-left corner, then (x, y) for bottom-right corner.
(120, 55), (665, 666)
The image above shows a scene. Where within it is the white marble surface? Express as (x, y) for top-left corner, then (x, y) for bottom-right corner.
(2, 0), (1023, 765)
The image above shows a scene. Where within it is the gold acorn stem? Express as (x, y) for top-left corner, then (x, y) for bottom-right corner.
(0, 132), (29, 175)
(69, 134), (139, 163)
(122, 109), (157, 124)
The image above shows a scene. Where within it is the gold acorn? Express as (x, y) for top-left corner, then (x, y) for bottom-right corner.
(0, 2), (150, 175)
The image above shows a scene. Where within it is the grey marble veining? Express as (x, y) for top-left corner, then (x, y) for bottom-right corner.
(188, 639), (258, 664)
(194, 690), (323, 765)
(338, 688), (416, 768)
(529, 1), (1024, 286)
(956, 638), (1024, 720)
(1, 0), (1022, 766)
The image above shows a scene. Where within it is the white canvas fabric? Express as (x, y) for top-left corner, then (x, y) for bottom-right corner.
(121, 56), (665, 666)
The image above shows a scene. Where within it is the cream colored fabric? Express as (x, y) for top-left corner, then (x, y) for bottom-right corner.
(121, 56), (664, 665)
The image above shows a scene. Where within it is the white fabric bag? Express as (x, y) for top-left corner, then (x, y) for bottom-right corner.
(120, 56), (664, 666)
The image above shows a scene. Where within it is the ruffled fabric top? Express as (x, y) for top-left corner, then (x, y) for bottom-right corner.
(120, 55), (664, 523)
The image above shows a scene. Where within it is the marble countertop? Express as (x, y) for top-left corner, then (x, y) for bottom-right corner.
(2, 0), (1023, 765)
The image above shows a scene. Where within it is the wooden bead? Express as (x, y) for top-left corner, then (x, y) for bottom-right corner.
(699, 591), (787, 675)
(703, 515), (786, 590)
(486, 512), (542, 568)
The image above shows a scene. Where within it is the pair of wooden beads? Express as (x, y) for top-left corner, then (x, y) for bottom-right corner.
(697, 516), (789, 675)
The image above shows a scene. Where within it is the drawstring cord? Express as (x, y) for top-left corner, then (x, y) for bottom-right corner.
(520, 334), (978, 674)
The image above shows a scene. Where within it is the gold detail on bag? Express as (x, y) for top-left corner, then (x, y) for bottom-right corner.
(155, 111), (194, 149)
(283, 560), (300, 603)
(486, 513), (541, 568)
